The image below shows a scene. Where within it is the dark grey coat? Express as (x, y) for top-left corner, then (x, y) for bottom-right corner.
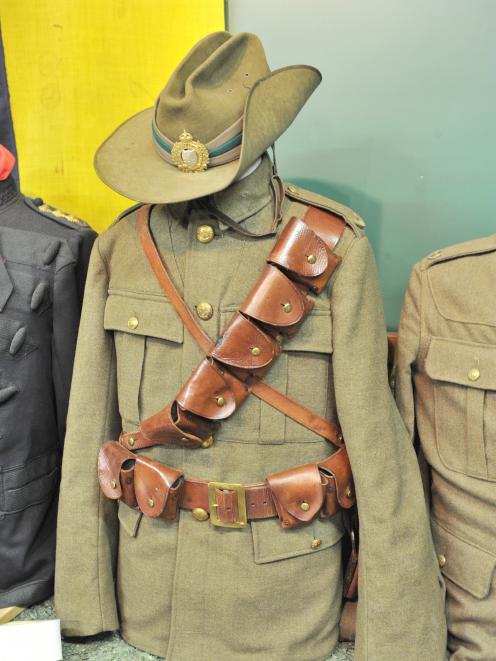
(0, 175), (96, 607)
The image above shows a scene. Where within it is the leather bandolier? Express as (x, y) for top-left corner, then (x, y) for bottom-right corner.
(98, 201), (356, 531)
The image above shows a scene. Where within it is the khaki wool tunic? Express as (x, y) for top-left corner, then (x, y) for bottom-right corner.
(55, 156), (446, 660)
(396, 236), (496, 661)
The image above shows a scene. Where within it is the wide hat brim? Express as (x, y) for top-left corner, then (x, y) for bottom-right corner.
(94, 65), (321, 204)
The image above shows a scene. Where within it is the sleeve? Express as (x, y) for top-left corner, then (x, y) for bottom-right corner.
(395, 263), (421, 443)
(54, 239), (121, 637)
(330, 237), (446, 661)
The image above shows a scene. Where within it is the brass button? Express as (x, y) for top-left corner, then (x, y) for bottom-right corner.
(438, 554), (447, 568)
(427, 250), (442, 260)
(128, 437), (135, 447)
(127, 316), (139, 330)
(306, 254), (317, 264)
(282, 302), (293, 313)
(192, 508), (209, 521)
(110, 479), (117, 489)
(196, 224), (214, 243)
(287, 184), (298, 194)
(311, 538), (322, 549)
(201, 435), (214, 449)
(250, 346), (261, 356)
(196, 301), (213, 321)
(275, 334), (284, 343)
(147, 498), (155, 508)
(468, 367), (481, 382)
(216, 396), (226, 407)
(300, 501), (310, 512)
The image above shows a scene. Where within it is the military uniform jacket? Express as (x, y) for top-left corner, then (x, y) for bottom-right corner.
(55, 156), (446, 661)
(396, 236), (496, 660)
(0, 176), (96, 607)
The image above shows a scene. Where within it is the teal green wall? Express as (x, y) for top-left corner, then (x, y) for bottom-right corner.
(228, 1), (495, 328)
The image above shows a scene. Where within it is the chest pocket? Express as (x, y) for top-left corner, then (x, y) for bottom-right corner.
(218, 303), (333, 444)
(104, 292), (184, 427)
(425, 336), (496, 481)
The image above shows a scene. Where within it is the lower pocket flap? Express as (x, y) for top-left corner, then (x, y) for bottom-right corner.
(431, 518), (496, 599)
(252, 512), (344, 563)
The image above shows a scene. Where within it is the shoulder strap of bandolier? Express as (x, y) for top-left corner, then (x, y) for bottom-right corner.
(115, 202), (346, 453)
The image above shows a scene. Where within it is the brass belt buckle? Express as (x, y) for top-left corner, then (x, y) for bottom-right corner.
(207, 482), (248, 529)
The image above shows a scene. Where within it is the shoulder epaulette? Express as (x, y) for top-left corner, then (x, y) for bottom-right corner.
(24, 197), (92, 231)
(284, 183), (366, 235)
(421, 235), (496, 270)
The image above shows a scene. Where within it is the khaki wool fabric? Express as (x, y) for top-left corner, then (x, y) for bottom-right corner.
(55, 156), (446, 660)
(396, 235), (496, 661)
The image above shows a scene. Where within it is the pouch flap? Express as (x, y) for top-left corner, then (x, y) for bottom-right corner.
(267, 463), (324, 526)
(134, 456), (183, 517)
(98, 441), (136, 499)
(104, 292), (183, 343)
(268, 216), (328, 277)
(425, 337), (496, 390)
(240, 265), (309, 327)
(431, 518), (496, 599)
(176, 358), (236, 420)
(212, 312), (279, 369)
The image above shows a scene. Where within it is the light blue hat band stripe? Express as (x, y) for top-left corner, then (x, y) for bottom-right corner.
(152, 124), (172, 153)
(152, 123), (242, 158)
(208, 132), (242, 157)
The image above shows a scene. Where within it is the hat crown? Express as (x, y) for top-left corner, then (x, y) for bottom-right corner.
(156, 32), (271, 144)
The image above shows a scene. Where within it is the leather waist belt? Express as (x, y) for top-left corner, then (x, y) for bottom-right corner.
(99, 441), (354, 529)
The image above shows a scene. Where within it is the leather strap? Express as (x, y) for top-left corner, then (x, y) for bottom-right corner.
(135, 203), (346, 448)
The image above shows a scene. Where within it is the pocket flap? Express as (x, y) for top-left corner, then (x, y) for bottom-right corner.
(431, 518), (496, 599)
(425, 337), (496, 390)
(252, 512), (344, 563)
(104, 292), (183, 343)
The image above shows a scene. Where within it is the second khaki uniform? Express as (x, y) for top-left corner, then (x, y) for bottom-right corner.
(396, 235), (496, 660)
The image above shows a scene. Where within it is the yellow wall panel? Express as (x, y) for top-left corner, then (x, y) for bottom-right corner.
(1, 1), (225, 231)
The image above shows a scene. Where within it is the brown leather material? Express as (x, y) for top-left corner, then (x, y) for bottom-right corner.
(266, 463), (325, 528)
(120, 464), (138, 509)
(176, 358), (237, 420)
(131, 203), (348, 452)
(338, 600), (357, 642)
(134, 456), (184, 520)
(98, 439), (354, 527)
(318, 446), (355, 509)
(240, 265), (312, 329)
(210, 312), (279, 370)
(98, 441), (136, 500)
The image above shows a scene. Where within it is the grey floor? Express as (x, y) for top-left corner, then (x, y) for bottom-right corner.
(16, 599), (355, 660)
